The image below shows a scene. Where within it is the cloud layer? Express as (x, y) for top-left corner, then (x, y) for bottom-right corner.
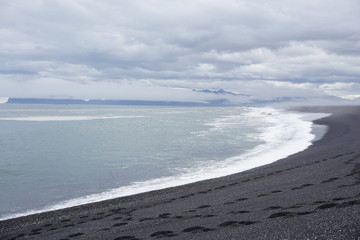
(0, 0), (359, 100)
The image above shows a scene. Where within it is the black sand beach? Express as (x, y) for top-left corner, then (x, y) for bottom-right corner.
(1, 106), (359, 240)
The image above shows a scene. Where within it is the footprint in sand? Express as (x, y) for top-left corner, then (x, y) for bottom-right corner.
(321, 177), (339, 183)
(150, 231), (178, 238)
(114, 236), (140, 240)
(68, 232), (85, 238)
(182, 226), (215, 233)
(219, 221), (257, 227)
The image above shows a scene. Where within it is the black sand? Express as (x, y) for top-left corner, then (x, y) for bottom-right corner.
(1, 106), (359, 240)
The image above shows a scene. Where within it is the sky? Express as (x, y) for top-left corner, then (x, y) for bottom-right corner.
(0, 0), (360, 103)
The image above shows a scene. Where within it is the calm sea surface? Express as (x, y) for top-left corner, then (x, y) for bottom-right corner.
(0, 104), (320, 219)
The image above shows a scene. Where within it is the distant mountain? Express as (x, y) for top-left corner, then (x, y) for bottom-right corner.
(250, 96), (309, 105)
(192, 89), (249, 96)
(6, 98), (231, 106)
(7, 98), (87, 105)
(249, 95), (356, 107)
(4, 93), (357, 107)
(191, 88), (358, 106)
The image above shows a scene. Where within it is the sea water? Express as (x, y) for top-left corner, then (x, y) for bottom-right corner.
(0, 104), (328, 220)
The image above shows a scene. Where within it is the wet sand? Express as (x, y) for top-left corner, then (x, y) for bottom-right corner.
(1, 106), (359, 240)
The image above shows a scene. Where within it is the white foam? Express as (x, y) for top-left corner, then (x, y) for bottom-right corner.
(0, 115), (144, 121)
(0, 107), (329, 221)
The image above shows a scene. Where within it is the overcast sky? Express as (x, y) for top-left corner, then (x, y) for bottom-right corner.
(0, 0), (359, 101)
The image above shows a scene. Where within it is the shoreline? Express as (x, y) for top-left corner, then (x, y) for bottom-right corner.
(1, 106), (360, 239)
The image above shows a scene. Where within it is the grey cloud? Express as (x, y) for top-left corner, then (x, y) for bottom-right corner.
(0, 0), (359, 99)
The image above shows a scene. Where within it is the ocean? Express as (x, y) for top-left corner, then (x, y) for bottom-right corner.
(0, 104), (328, 220)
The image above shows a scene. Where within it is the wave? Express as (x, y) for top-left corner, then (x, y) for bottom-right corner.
(0, 115), (144, 121)
(0, 107), (330, 221)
